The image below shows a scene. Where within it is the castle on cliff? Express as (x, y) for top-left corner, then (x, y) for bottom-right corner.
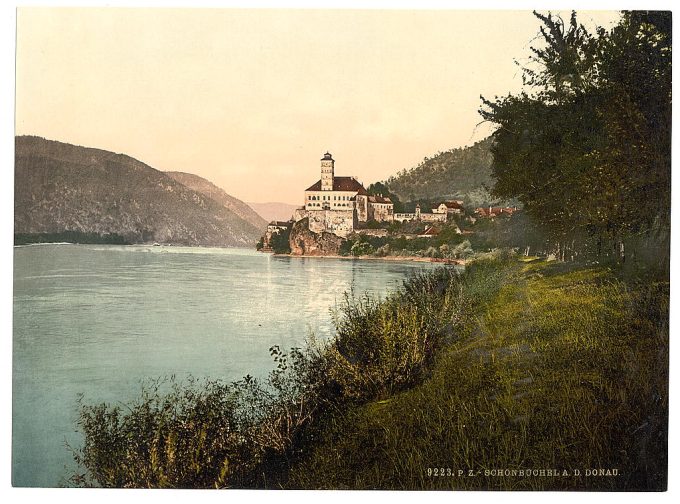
(293, 152), (394, 237)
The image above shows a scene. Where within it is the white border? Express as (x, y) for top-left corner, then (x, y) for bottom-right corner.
(2, 2), (677, 504)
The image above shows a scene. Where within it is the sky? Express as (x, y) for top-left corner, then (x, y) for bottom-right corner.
(15, 8), (622, 204)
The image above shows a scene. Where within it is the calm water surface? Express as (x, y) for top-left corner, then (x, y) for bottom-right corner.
(13, 244), (442, 487)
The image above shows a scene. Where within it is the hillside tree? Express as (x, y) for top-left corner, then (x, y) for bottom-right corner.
(479, 11), (671, 262)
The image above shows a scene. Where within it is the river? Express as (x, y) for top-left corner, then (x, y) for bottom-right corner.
(12, 244), (443, 487)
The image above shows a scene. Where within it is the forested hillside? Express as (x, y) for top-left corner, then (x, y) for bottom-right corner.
(385, 137), (495, 204)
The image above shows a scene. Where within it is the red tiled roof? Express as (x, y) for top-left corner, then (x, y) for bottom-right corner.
(305, 176), (368, 195)
(419, 226), (440, 236)
(475, 206), (518, 216)
(442, 201), (464, 209)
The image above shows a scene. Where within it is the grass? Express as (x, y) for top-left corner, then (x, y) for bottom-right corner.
(71, 254), (668, 490)
(285, 258), (668, 490)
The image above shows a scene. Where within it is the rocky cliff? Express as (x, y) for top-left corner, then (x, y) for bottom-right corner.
(15, 136), (262, 247)
(288, 218), (344, 256)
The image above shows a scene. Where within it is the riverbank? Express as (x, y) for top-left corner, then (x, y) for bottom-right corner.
(287, 257), (669, 490)
(71, 255), (668, 490)
(272, 251), (466, 266)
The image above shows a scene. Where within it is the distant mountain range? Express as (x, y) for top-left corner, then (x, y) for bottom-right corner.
(246, 202), (299, 223)
(385, 137), (496, 206)
(15, 136), (265, 247)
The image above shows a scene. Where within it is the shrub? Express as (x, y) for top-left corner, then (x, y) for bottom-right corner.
(375, 244), (390, 257)
(71, 259), (516, 488)
(452, 239), (473, 258)
(270, 228), (291, 254)
(70, 378), (250, 488)
(350, 240), (374, 257)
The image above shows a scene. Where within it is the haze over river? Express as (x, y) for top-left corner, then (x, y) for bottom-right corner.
(13, 244), (442, 487)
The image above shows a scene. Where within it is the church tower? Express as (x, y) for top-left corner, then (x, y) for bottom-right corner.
(320, 152), (334, 191)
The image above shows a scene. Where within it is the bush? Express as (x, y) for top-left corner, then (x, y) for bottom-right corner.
(287, 260), (669, 490)
(375, 244), (390, 257)
(424, 246), (441, 258)
(71, 339), (335, 489)
(72, 262), (506, 488)
(270, 228), (291, 254)
(452, 239), (473, 258)
(70, 378), (249, 488)
(350, 240), (374, 257)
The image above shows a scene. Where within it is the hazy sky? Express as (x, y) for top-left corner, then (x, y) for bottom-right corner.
(15, 8), (621, 204)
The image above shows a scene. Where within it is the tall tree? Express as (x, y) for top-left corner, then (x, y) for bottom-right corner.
(480, 11), (671, 261)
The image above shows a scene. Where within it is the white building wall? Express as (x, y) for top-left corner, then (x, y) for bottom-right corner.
(370, 203), (394, 222)
(305, 190), (357, 211)
(420, 212), (447, 223)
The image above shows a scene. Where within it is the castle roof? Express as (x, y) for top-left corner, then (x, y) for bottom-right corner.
(305, 176), (368, 195)
(441, 201), (464, 209)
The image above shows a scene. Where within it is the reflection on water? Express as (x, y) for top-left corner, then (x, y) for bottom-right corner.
(13, 244), (443, 487)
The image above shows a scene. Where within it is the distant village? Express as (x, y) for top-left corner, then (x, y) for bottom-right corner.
(260, 152), (518, 252)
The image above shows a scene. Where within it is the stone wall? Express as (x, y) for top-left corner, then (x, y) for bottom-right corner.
(420, 212), (447, 223)
(293, 207), (308, 221)
(356, 228), (388, 237)
(355, 195), (368, 222)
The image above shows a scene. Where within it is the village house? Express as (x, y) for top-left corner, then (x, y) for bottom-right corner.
(294, 152), (394, 237)
(394, 200), (465, 223)
(474, 206), (519, 218)
(434, 200), (465, 215)
(418, 226), (440, 238)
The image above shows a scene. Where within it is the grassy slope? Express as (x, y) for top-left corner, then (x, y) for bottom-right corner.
(287, 258), (668, 490)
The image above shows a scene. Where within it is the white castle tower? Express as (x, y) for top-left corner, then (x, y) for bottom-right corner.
(320, 152), (334, 191)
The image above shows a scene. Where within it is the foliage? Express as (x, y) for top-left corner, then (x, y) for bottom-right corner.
(71, 339), (335, 488)
(71, 257), (668, 490)
(479, 11), (671, 262)
(72, 261), (511, 488)
(326, 265), (492, 402)
(270, 227), (291, 254)
(287, 259), (669, 490)
(385, 137), (496, 203)
(337, 219), (478, 259)
(451, 240), (473, 259)
(339, 238), (354, 256)
(350, 239), (374, 257)
(255, 237), (264, 251)
(70, 379), (248, 488)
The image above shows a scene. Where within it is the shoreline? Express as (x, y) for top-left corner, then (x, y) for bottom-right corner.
(271, 252), (466, 266)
